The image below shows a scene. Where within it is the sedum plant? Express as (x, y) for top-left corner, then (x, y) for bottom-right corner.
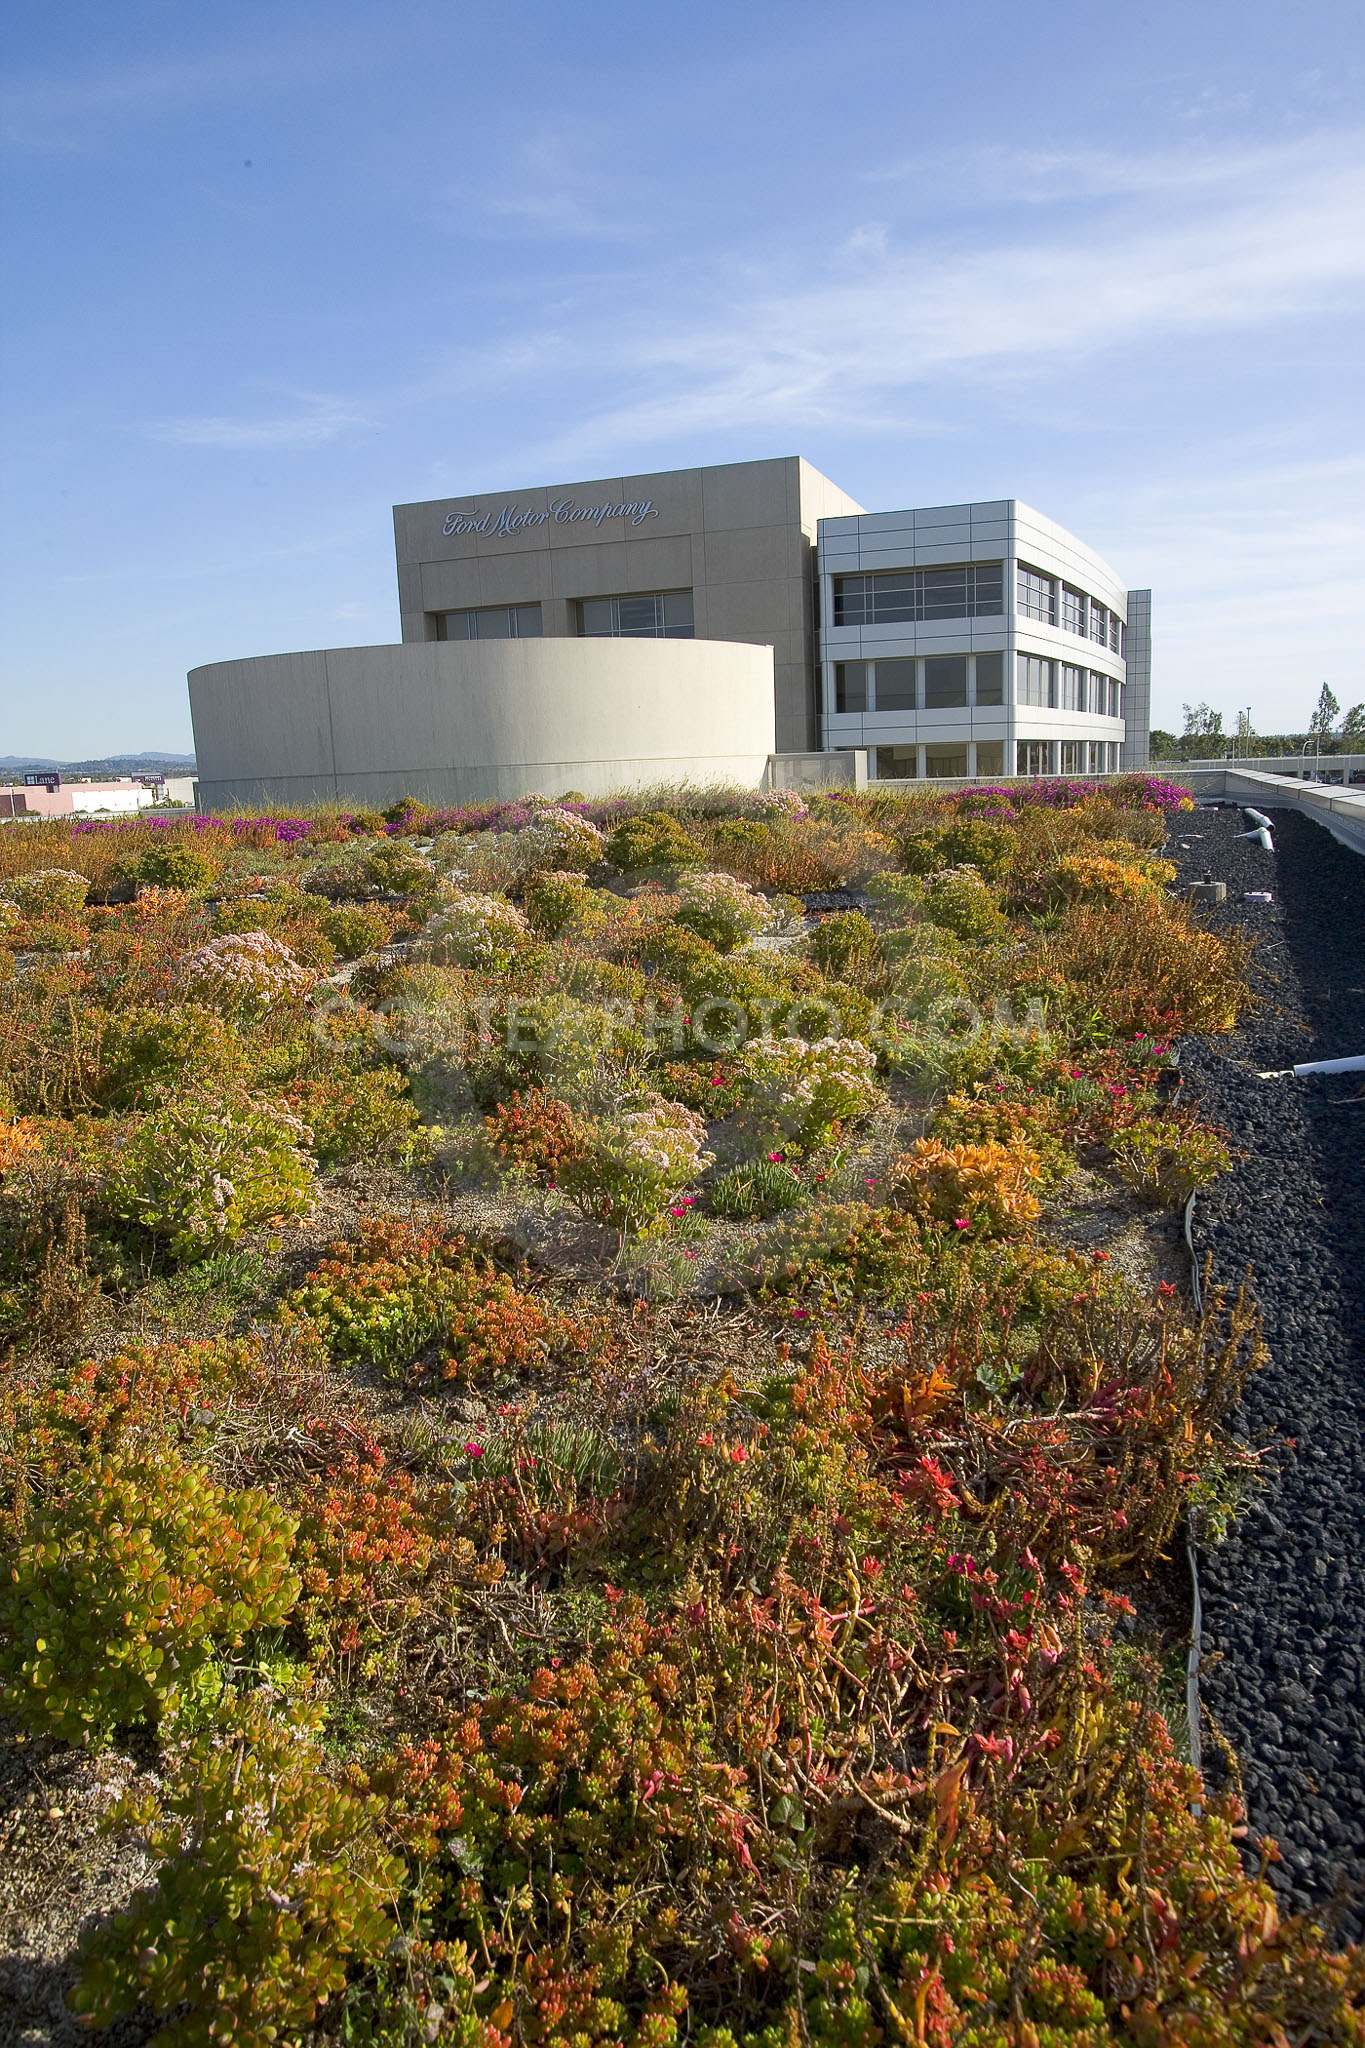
(1111, 1113), (1232, 1208)
(175, 930), (317, 1012)
(671, 868), (774, 952)
(737, 1034), (880, 1149)
(302, 839), (437, 902)
(0, 867), (91, 920)
(70, 1691), (401, 2047)
(605, 809), (706, 877)
(917, 864), (1011, 943)
(119, 843), (220, 892)
(424, 891), (530, 971)
(513, 803), (605, 875)
(558, 1093), (712, 1232)
(0, 1454), (299, 1742)
(889, 1135), (1045, 1233)
(86, 1088), (314, 1260)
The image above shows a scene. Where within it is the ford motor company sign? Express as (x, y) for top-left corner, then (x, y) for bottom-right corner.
(443, 497), (661, 539)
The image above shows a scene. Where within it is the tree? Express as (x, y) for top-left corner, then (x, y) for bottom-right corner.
(1180, 703), (1223, 759)
(1336, 702), (1364, 748)
(1150, 728), (1178, 761)
(1308, 683), (1340, 747)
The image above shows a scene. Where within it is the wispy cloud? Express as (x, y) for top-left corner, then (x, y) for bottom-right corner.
(432, 129), (650, 244)
(145, 394), (370, 450)
(0, 32), (383, 149)
(514, 131), (1365, 461)
(1072, 451), (1365, 723)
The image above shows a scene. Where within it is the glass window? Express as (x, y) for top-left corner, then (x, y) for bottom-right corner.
(1019, 740), (1052, 776)
(437, 603), (543, 640)
(923, 655), (968, 708)
(578, 590), (694, 638)
(615, 595), (659, 635)
(873, 659), (916, 710)
(1059, 663), (1084, 710)
(832, 562), (1004, 625)
(1017, 564), (1055, 623)
(835, 661), (867, 713)
(1111, 679), (1122, 718)
(924, 746), (969, 779)
(973, 652), (1004, 705)
(876, 746), (919, 779)
(1058, 741), (1082, 774)
(1089, 671), (1107, 715)
(1016, 654), (1053, 706)
(1110, 614), (1122, 654)
(975, 740), (1005, 776)
(1060, 585), (1085, 635)
(1089, 602), (1109, 646)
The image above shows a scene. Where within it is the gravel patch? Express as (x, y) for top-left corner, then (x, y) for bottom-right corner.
(1165, 801), (1365, 1937)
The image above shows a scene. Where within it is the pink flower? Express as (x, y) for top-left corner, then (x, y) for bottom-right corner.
(711, 1076), (725, 1086)
(465, 1442), (484, 1458)
(953, 1218), (971, 1230)
(767, 1151), (784, 1163)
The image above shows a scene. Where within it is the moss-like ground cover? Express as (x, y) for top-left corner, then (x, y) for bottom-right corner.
(1, 777), (1360, 2046)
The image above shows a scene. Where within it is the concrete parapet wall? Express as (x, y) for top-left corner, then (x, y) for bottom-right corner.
(189, 637), (777, 809)
(1185, 768), (1365, 858)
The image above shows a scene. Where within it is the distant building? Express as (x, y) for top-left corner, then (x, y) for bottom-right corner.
(0, 776), (197, 819)
(188, 458), (1150, 809)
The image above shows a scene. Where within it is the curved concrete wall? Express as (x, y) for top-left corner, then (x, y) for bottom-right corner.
(189, 637), (776, 809)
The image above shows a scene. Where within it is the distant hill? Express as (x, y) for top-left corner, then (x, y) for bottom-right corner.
(0, 753), (196, 777)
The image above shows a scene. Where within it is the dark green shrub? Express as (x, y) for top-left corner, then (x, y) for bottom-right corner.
(605, 810), (705, 876)
(96, 1004), (245, 1111)
(121, 844), (220, 892)
(806, 909), (882, 979)
(918, 866), (1010, 943)
(317, 900), (401, 958)
(282, 1067), (423, 1166)
(900, 819), (1014, 881)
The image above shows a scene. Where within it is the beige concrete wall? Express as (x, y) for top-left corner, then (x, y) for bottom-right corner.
(189, 637), (776, 810)
(392, 456), (864, 757)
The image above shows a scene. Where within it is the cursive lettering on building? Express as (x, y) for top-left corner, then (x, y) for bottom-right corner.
(442, 498), (661, 539)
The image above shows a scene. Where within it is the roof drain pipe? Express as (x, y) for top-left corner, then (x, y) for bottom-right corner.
(1256, 1054), (1365, 1081)
(1183, 1188), (1205, 1813)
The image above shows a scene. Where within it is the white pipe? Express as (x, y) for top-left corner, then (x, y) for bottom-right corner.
(1291, 1054), (1365, 1078)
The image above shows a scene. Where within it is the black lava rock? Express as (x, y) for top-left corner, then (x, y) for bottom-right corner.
(1165, 802), (1365, 1939)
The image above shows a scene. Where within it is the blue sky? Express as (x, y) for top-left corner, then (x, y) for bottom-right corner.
(2, 0), (1363, 756)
